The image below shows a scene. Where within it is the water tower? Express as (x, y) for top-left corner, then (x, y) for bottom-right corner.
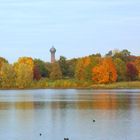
(50, 46), (56, 63)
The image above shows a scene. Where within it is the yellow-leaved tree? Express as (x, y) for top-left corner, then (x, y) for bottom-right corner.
(0, 63), (16, 88)
(14, 57), (34, 88)
(75, 57), (91, 80)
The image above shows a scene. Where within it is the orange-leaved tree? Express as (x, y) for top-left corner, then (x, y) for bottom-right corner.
(92, 58), (117, 84)
(134, 57), (140, 79)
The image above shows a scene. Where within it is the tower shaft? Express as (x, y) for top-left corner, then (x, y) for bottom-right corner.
(51, 53), (55, 63)
(50, 46), (56, 63)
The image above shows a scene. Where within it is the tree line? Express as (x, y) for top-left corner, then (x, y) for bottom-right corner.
(0, 49), (140, 88)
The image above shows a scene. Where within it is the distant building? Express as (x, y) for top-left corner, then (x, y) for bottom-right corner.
(50, 46), (56, 63)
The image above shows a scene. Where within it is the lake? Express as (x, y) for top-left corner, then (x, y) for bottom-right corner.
(0, 89), (140, 140)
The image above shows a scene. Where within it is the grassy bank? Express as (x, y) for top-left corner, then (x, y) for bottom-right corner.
(1, 80), (140, 90)
(31, 80), (140, 89)
(90, 81), (140, 89)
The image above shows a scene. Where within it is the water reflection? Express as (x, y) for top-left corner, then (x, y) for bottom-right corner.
(0, 89), (140, 140)
(0, 92), (138, 110)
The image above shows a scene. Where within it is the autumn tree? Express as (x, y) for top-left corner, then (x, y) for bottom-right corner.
(92, 58), (117, 84)
(14, 57), (34, 88)
(75, 56), (101, 81)
(75, 57), (91, 80)
(0, 63), (16, 88)
(50, 62), (62, 80)
(18, 57), (34, 68)
(126, 62), (138, 81)
(84, 56), (101, 81)
(134, 57), (140, 79)
(0, 57), (8, 69)
(15, 63), (33, 88)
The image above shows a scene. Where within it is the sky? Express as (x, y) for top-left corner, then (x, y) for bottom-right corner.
(0, 0), (140, 63)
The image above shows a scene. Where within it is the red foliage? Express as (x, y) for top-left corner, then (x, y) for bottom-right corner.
(33, 65), (41, 81)
(126, 62), (138, 80)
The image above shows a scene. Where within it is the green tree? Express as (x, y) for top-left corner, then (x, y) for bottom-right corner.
(106, 50), (113, 57)
(90, 53), (101, 57)
(50, 63), (62, 80)
(0, 63), (16, 88)
(66, 58), (77, 78)
(34, 59), (49, 77)
(113, 58), (127, 81)
(59, 56), (69, 77)
(121, 49), (131, 57)
(113, 49), (131, 62)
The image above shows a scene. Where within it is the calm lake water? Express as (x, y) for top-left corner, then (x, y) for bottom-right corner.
(0, 89), (140, 140)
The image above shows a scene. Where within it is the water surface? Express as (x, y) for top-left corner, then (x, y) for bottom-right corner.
(0, 89), (140, 140)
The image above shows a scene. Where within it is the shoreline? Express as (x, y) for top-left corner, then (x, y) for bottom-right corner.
(1, 88), (140, 91)
(1, 81), (140, 90)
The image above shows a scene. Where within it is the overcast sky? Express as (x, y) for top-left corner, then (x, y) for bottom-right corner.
(0, 0), (140, 63)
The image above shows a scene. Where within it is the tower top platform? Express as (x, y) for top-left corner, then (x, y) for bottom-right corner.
(50, 46), (56, 53)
